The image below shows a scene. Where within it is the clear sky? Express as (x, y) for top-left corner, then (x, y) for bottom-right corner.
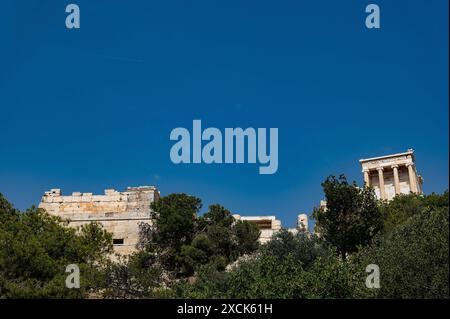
(0, 0), (448, 228)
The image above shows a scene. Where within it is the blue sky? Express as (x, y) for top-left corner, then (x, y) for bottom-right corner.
(0, 0), (448, 228)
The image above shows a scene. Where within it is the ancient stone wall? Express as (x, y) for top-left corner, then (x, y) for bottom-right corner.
(39, 186), (160, 255)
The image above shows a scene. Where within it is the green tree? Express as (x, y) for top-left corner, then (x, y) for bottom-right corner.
(380, 193), (425, 232)
(103, 250), (170, 298)
(313, 175), (383, 260)
(226, 253), (306, 298)
(140, 195), (260, 279)
(0, 193), (113, 298)
(231, 220), (260, 257)
(179, 227), (358, 299)
(178, 236), (213, 275)
(150, 193), (202, 251)
(301, 250), (369, 298)
(148, 193), (202, 274)
(220, 232), (363, 299)
(262, 229), (327, 269)
(177, 204), (260, 276)
(422, 190), (449, 209)
(380, 191), (449, 232)
(355, 206), (449, 298)
(174, 262), (230, 298)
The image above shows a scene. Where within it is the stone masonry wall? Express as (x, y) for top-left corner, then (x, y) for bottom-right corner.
(39, 186), (160, 255)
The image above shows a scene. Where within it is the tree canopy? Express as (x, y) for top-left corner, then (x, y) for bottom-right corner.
(313, 175), (383, 260)
(1, 180), (448, 299)
(0, 193), (112, 298)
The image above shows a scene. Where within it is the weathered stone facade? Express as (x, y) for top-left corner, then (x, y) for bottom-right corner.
(39, 186), (160, 255)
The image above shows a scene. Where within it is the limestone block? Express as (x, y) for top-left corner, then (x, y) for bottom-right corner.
(104, 189), (115, 194)
(94, 195), (108, 202)
(50, 202), (61, 211)
(52, 196), (63, 203)
(62, 196), (73, 203)
(272, 220), (282, 230)
(81, 196), (92, 203)
(39, 185), (160, 255)
(260, 229), (274, 238)
(43, 196), (53, 203)
(72, 196), (82, 203)
(108, 195), (121, 202)
(50, 189), (61, 195)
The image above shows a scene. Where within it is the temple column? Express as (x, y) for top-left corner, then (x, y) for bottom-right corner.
(391, 164), (400, 195)
(377, 167), (386, 200)
(363, 169), (370, 187)
(406, 163), (418, 193)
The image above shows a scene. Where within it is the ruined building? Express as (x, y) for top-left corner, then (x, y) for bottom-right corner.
(39, 186), (160, 255)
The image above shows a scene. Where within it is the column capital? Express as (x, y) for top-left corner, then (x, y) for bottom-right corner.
(376, 166), (384, 171)
(362, 168), (370, 173)
(405, 163), (414, 167)
(391, 164), (399, 169)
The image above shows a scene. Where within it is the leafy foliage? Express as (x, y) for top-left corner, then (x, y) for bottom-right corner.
(106, 195), (260, 297)
(355, 206), (449, 298)
(313, 175), (383, 260)
(102, 251), (170, 298)
(262, 229), (327, 269)
(0, 193), (112, 298)
(1, 183), (448, 299)
(176, 183), (448, 299)
(380, 191), (449, 232)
